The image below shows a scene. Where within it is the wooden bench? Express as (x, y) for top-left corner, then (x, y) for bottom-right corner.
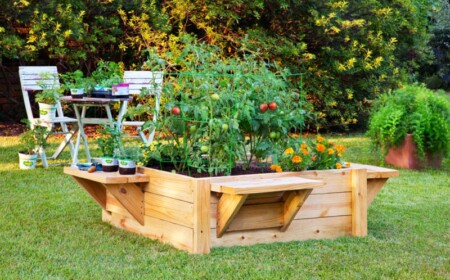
(64, 167), (149, 225)
(211, 177), (324, 237)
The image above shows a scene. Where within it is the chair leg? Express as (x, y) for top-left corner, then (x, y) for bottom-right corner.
(52, 124), (77, 159)
(39, 146), (49, 168)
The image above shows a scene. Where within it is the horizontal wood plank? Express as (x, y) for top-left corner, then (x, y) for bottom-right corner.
(211, 176), (324, 195)
(64, 167), (149, 184)
(144, 193), (194, 228)
(210, 216), (352, 248)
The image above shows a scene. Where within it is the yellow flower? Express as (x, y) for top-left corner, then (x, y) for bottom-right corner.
(292, 155), (302, 164)
(301, 149), (309, 155)
(284, 147), (294, 155)
(335, 145), (346, 153)
(270, 164), (277, 171)
(316, 144), (326, 153)
(300, 143), (308, 149)
(328, 148), (335, 155)
(317, 136), (324, 142)
(275, 166), (283, 173)
(346, 162), (351, 167)
(336, 163), (342, 169)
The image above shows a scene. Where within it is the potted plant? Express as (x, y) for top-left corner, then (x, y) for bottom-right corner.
(35, 73), (62, 121)
(117, 145), (141, 175)
(91, 61), (124, 98)
(367, 84), (450, 169)
(96, 125), (121, 172)
(18, 124), (48, 169)
(61, 70), (91, 99)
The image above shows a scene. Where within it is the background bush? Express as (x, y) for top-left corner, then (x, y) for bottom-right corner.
(0, 0), (445, 130)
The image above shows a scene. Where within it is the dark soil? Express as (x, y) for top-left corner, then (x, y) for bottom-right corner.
(147, 161), (273, 178)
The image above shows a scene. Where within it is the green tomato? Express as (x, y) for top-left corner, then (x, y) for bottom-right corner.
(200, 146), (209, 153)
(189, 125), (197, 133)
(276, 132), (281, 139)
(269, 132), (277, 139)
(222, 124), (229, 131)
(210, 93), (220, 101)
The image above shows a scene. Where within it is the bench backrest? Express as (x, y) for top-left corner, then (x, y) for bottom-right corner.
(123, 71), (164, 96)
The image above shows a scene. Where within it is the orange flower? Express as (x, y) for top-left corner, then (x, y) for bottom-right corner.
(270, 164), (277, 171)
(335, 145), (346, 153)
(284, 147), (294, 155)
(301, 149), (309, 155)
(275, 166), (283, 172)
(328, 148), (335, 155)
(292, 155), (302, 163)
(311, 156), (316, 161)
(317, 135), (324, 142)
(336, 163), (342, 169)
(300, 143), (308, 149)
(316, 143), (326, 152)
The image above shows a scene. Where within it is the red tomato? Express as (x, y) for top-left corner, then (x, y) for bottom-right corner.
(268, 102), (277, 110)
(260, 103), (268, 112)
(171, 106), (181, 115)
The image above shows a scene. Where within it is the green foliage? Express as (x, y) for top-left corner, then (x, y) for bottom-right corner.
(140, 39), (309, 175)
(60, 70), (91, 91)
(19, 124), (48, 155)
(34, 72), (62, 104)
(96, 126), (122, 157)
(0, 0), (438, 129)
(91, 61), (124, 88)
(367, 84), (450, 159)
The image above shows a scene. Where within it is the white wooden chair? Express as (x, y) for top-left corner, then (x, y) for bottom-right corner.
(19, 66), (78, 167)
(122, 71), (164, 146)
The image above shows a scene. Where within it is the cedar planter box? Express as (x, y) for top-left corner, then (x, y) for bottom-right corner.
(64, 164), (398, 254)
(385, 134), (443, 169)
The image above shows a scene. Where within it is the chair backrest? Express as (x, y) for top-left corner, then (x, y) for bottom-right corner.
(19, 66), (63, 124)
(123, 71), (164, 96)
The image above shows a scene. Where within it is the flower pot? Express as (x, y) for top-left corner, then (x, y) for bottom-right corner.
(70, 88), (84, 99)
(18, 152), (37, 169)
(385, 134), (443, 169)
(118, 158), (136, 175)
(38, 103), (57, 121)
(101, 157), (119, 172)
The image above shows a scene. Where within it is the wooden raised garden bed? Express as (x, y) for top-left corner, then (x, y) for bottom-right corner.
(64, 163), (398, 254)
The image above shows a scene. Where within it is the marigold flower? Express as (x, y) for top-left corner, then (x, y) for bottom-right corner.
(292, 155), (302, 163)
(317, 136), (324, 142)
(301, 149), (309, 155)
(336, 163), (342, 169)
(316, 143), (326, 152)
(284, 147), (294, 155)
(328, 148), (335, 155)
(311, 156), (316, 161)
(335, 145), (346, 153)
(270, 164), (277, 171)
(275, 166), (283, 173)
(300, 143), (308, 149)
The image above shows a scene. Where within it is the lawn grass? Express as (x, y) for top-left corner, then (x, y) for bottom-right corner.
(0, 134), (448, 279)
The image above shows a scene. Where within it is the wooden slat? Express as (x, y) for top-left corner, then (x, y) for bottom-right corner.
(210, 216), (352, 247)
(210, 192), (353, 228)
(226, 203), (283, 231)
(106, 191), (133, 219)
(349, 163), (399, 179)
(104, 212), (194, 253)
(351, 169), (368, 236)
(64, 167), (149, 184)
(211, 176), (324, 195)
(144, 193), (194, 228)
(72, 177), (107, 210)
(141, 168), (194, 203)
(106, 183), (145, 225)
(193, 180), (211, 254)
(367, 178), (388, 206)
(280, 189), (313, 232)
(216, 193), (248, 238)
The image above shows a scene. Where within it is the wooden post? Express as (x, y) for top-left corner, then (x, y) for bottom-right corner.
(351, 168), (368, 236)
(193, 180), (211, 254)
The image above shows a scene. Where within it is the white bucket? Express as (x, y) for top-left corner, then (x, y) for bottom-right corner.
(70, 88), (84, 99)
(38, 103), (57, 121)
(18, 153), (37, 169)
